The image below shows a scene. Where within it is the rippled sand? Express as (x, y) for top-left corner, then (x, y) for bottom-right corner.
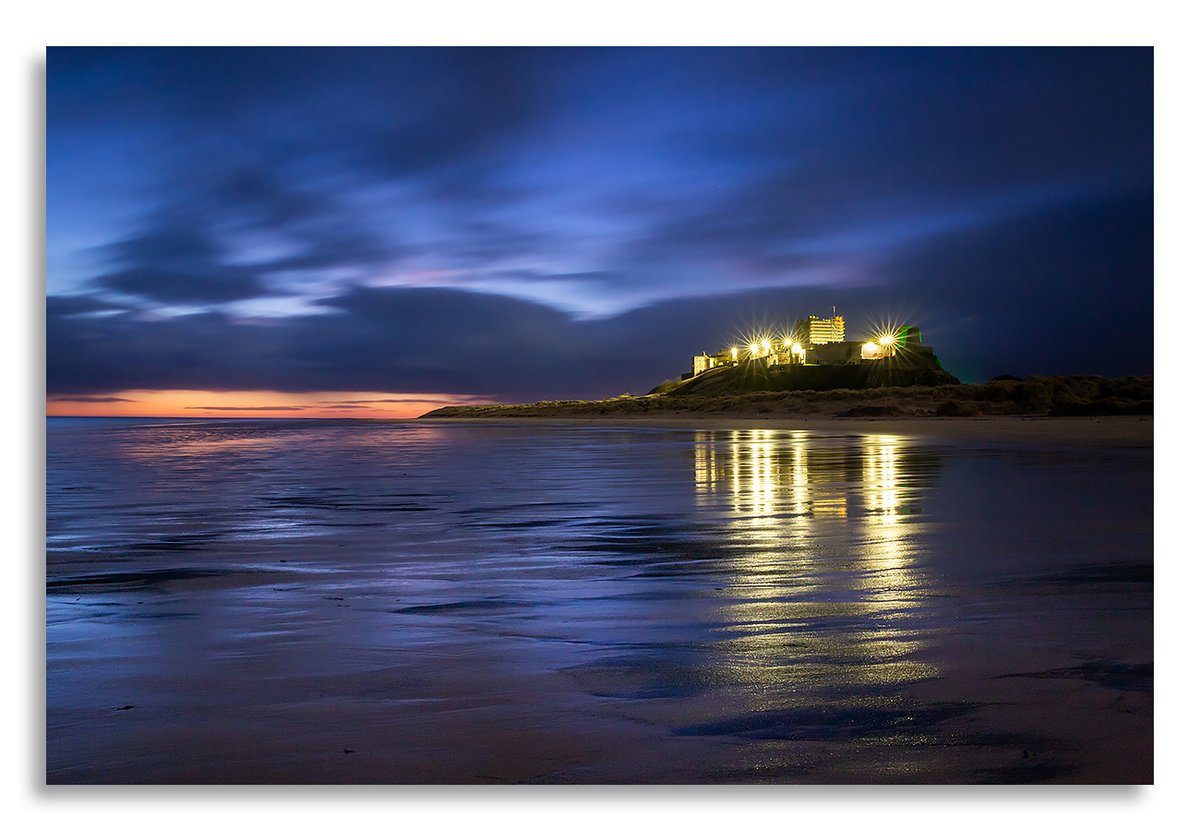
(46, 418), (1152, 783)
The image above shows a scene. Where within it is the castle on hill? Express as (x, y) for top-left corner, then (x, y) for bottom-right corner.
(688, 309), (932, 379)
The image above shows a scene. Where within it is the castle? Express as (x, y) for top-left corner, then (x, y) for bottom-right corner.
(689, 310), (932, 378)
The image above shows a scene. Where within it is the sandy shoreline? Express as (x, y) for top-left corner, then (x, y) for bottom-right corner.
(47, 417), (1153, 783)
(414, 414), (1153, 447)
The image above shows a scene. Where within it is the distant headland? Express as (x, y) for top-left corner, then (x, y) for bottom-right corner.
(421, 310), (1152, 420)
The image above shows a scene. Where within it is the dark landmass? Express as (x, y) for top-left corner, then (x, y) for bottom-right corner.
(422, 374), (1152, 420)
(654, 350), (961, 396)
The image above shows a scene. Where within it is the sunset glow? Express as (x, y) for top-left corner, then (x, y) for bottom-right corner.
(46, 390), (495, 419)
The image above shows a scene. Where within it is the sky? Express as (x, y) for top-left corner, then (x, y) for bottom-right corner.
(46, 46), (1153, 417)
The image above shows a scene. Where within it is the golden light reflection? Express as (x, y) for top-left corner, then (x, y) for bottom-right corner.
(864, 434), (900, 523)
(694, 430), (943, 693)
(699, 431), (937, 501)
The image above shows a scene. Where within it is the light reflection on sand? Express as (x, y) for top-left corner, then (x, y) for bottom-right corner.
(693, 430), (938, 697)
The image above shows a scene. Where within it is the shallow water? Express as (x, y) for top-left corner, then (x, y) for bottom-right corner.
(45, 418), (1153, 783)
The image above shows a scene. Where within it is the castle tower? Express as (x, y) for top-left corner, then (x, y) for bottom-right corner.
(796, 311), (845, 349)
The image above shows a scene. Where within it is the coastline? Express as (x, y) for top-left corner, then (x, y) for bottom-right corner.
(418, 376), (1152, 447)
(412, 414), (1153, 447)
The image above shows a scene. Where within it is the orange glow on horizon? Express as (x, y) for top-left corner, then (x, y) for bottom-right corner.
(45, 389), (497, 419)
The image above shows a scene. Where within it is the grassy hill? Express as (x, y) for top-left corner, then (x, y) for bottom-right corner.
(422, 375), (1152, 419)
(652, 351), (959, 397)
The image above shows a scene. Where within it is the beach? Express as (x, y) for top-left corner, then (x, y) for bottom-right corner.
(46, 416), (1153, 783)
(417, 414), (1153, 447)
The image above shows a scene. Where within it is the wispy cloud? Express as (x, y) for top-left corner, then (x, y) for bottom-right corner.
(185, 405), (308, 411)
(318, 396), (493, 405)
(49, 395), (137, 403)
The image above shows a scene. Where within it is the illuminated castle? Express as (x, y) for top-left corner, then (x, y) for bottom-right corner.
(796, 310), (845, 348)
(688, 309), (931, 378)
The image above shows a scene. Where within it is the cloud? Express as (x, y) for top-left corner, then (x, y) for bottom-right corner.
(49, 395), (137, 403)
(42, 283), (712, 399)
(94, 226), (269, 304)
(207, 169), (403, 271)
(47, 294), (132, 317)
(62, 51), (1150, 309)
(361, 48), (554, 178)
(185, 405), (308, 411)
(86, 168), (406, 307)
(874, 188), (1153, 381)
(97, 265), (267, 305)
(47, 47), (1153, 384)
(318, 397), (491, 405)
(46, 185), (1154, 408)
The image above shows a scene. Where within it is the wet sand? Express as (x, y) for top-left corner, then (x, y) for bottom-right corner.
(46, 417), (1153, 783)
(418, 415), (1153, 448)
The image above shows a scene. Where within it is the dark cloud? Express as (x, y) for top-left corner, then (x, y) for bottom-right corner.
(97, 265), (265, 305)
(621, 54), (1152, 286)
(94, 226), (269, 304)
(877, 189), (1153, 381)
(361, 49), (556, 178)
(206, 169), (403, 269)
(43, 284), (677, 398)
(87, 171), (402, 305)
(319, 397), (487, 405)
(47, 287), (563, 397)
(46, 295), (130, 317)
(49, 396), (137, 403)
(215, 168), (335, 228)
(185, 406), (308, 412)
(47, 191), (1153, 404)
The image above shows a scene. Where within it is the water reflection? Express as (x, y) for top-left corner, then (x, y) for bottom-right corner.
(695, 429), (932, 521)
(692, 430), (944, 698)
(47, 419), (1152, 782)
(115, 419), (451, 465)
